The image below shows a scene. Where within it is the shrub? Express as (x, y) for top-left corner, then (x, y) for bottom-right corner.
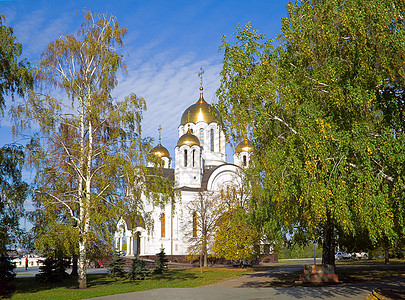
(154, 248), (168, 274)
(0, 253), (16, 281)
(127, 257), (150, 280)
(36, 257), (70, 282)
(108, 250), (126, 278)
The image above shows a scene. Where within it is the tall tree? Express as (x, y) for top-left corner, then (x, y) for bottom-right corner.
(212, 183), (260, 262)
(216, 0), (405, 266)
(0, 14), (32, 255)
(184, 190), (221, 267)
(12, 11), (162, 288)
(0, 145), (28, 254)
(0, 14), (33, 109)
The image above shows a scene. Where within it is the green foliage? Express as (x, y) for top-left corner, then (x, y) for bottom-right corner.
(216, 0), (405, 264)
(0, 144), (28, 254)
(127, 257), (150, 280)
(154, 248), (168, 274)
(34, 222), (79, 259)
(11, 10), (172, 288)
(184, 191), (221, 267)
(36, 257), (70, 283)
(278, 243), (322, 260)
(108, 250), (125, 278)
(212, 183), (262, 262)
(0, 253), (16, 281)
(11, 268), (253, 299)
(213, 207), (259, 261)
(0, 14), (33, 109)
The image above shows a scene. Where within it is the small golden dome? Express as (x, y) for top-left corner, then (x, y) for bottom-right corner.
(180, 94), (219, 125)
(151, 126), (170, 158)
(151, 143), (170, 158)
(177, 128), (200, 147)
(235, 138), (254, 153)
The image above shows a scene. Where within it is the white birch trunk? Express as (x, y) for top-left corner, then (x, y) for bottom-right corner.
(78, 100), (87, 289)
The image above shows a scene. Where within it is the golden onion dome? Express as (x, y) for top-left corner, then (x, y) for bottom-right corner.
(235, 138), (254, 154)
(151, 143), (170, 158)
(151, 126), (170, 158)
(180, 92), (219, 125)
(177, 127), (200, 147)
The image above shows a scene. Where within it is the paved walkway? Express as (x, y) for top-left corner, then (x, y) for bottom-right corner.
(91, 264), (405, 300)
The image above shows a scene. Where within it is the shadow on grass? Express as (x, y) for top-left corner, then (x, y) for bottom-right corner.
(0, 280), (16, 298)
(13, 270), (199, 296)
(13, 273), (144, 296)
(237, 264), (405, 289)
(371, 288), (405, 300)
(337, 264), (405, 282)
(14, 275), (78, 294)
(152, 269), (198, 282)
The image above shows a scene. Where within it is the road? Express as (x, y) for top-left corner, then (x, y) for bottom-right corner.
(17, 259), (405, 299)
(89, 259), (405, 300)
(14, 266), (109, 278)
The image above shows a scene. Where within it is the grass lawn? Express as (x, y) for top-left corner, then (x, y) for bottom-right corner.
(265, 261), (405, 287)
(10, 267), (254, 299)
(336, 264), (405, 282)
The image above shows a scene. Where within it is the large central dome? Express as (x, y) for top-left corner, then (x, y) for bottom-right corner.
(180, 92), (219, 125)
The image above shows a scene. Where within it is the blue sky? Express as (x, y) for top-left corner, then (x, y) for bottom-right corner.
(0, 0), (289, 196)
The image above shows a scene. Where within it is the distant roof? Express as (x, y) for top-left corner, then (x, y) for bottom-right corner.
(146, 167), (174, 183)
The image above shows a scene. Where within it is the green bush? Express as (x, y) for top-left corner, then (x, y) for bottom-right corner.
(154, 248), (168, 274)
(108, 250), (126, 278)
(278, 243), (322, 259)
(0, 253), (16, 281)
(35, 257), (70, 283)
(127, 257), (150, 280)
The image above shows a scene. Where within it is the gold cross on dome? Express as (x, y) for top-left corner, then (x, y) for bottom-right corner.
(198, 67), (205, 90)
(158, 125), (162, 144)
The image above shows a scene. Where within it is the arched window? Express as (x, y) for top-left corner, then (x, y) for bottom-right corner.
(190, 128), (193, 133)
(192, 149), (196, 167)
(199, 128), (204, 147)
(160, 213), (165, 238)
(243, 155), (247, 167)
(210, 128), (214, 151)
(192, 212), (197, 237)
(184, 150), (188, 167)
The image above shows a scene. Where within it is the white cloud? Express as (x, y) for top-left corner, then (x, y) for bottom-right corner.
(114, 47), (223, 156)
(2, 0), (233, 159)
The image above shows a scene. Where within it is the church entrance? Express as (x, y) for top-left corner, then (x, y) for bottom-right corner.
(136, 232), (141, 256)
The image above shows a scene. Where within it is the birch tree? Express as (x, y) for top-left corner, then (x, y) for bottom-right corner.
(0, 14), (32, 255)
(216, 0), (405, 266)
(212, 183), (260, 262)
(184, 190), (220, 267)
(12, 11), (158, 288)
(0, 14), (33, 108)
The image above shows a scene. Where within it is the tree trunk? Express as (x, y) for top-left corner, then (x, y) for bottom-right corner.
(384, 248), (390, 265)
(78, 237), (87, 289)
(71, 255), (78, 276)
(78, 101), (86, 289)
(322, 221), (335, 267)
(77, 118), (92, 289)
(203, 237), (207, 267)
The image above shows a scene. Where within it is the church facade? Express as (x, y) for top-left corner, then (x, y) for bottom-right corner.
(114, 78), (253, 259)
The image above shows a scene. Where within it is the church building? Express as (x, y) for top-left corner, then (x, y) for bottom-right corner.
(115, 70), (253, 259)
